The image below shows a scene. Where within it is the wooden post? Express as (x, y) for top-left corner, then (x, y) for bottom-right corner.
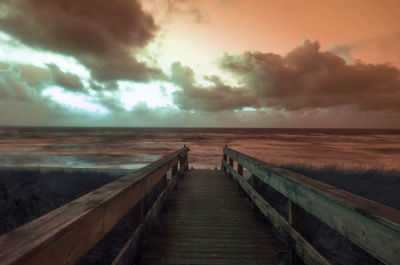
(252, 174), (260, 192)
(251, 174), (260, 211)
(179, 156), (187, 178)
(184, 155), (189, 170)
(183, 145), (189, 171)
(159, 174), (167, 195)
(288, 201), (305, 265)
(221, 145), (228, 171)
(222, 153), (227, 171)
(228, 157), (234, 179)
(178, 145), (188, 176)
(158, 174), (168, 213)
(179, 156), (183, 174)
(172, 163), (178, 189)
(172, 163), (178, 177)
(237, 163), (243, 176)
(237, 163), (243, 191)
(127, 200), (144, 233)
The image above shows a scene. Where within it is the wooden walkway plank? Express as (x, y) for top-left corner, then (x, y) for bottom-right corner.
(139, 169), (287, 265)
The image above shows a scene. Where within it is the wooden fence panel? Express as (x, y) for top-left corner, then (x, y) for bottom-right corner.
(223, 147), (400, 265)
(0, 147), (189, 265)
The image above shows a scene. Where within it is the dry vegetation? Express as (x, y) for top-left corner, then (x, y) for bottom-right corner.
(258, 165), (400, 265)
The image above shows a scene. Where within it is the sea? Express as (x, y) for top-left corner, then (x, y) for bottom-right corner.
(0, 127), (399, 170)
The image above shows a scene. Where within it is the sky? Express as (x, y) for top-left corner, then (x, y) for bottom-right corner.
(0, 0), (400, 128)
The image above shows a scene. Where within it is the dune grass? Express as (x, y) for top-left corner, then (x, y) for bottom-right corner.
(0, 167), (125, 234)
(0, 167), (163, 265)
(256, 164), (400, 265)
(0, 167), (129, 265)
(281, 165), (400, 210)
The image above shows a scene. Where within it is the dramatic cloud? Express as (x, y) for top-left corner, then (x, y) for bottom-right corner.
(0, 0), (164, 81)
(170, 62), (256, 111)
(0, 62), (73, 125)
(1, 59), (398, 128)
(172, 40), (400, 112)
(0, 62), (87, 95)
(18, 64), (51, 88)
(220, 40), (400, 111)
(0, 63), (41, 101)
(47, 64), (85, 93)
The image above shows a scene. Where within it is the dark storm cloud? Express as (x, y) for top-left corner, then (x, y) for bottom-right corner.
(170, 62), (256, 111)
(172, 40), (400, 112)
(219, 40), (400, 111)
(47, 64), (85, 92)
(0, 61), (137, 120)
(0, 61), (111, 125)
(0, 63), (39, 101)
(18, 64), (51, 87)
(0, 0), (164, 81)
(94, 92), (125, 112)
(0, 62), (88, 94)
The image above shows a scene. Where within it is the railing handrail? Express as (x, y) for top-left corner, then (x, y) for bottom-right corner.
(222, 146), (400, 265)
(0, 147), (189, 265)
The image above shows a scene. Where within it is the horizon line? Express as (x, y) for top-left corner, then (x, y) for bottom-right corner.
(0, 125), (399, 130)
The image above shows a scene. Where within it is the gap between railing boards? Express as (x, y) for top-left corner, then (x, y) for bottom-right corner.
(221, 145), (400, 265)
(0, 146), (190, 265)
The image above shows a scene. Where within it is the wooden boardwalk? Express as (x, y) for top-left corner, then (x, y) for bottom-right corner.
(2, 147), (399, 265)
(140, 169), (287, 265)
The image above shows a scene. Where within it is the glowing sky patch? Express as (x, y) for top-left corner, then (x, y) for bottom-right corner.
(118, 81), (179, 110)
(137, 31), (241, 88)
(234, 107), (257, 112)
(0, 31), (90, 79)
(242, 107), (257, 111)
(42, 87), (108, 113)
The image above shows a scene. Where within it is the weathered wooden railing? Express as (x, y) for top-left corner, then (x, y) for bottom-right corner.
(221, 146), (400, 265)
(0, 146), (189, 265)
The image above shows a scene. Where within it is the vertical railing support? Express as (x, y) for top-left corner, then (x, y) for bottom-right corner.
(221, 145), (228, 171)
(179, 156), (183, 177)
(172, 163), (178, 189)
(182, 145), (189, 171)
(127, 200), (144, 233)
(184, 155), (189, 170)
(159, 174), (167, 195)
(228, 157), (234, 179)
(179, 146), (189, 178)
(251, 174), (260, 192)
(222, 154), (227, 171)
(251, 174), (260, 211)
(289, 201), (305, 265)
(237, 163), (243, 191)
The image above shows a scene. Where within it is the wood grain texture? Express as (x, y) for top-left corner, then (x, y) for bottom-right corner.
(223, 161), (330, 265)
(224, 147), (400, 265)
(0, 147), (189, 265)
(140, 169), (287, 265)
(288, 201), (305, 265)
(112, 167), (180, 265)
